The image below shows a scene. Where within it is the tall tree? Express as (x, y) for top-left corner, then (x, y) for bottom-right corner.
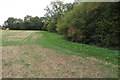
(44, 0), (74, 32)
(4, 17), (16, 29)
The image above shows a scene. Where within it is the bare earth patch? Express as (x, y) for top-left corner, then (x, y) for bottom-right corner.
(2, 30), (36, 41)
(2, 44), (118, 78)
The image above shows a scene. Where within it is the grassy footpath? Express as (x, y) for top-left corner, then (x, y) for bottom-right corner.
(2, 31), (119, 65)
(34, 31), (118, 65)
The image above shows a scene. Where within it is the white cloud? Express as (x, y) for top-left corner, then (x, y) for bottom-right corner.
(0, 0), (74, 25)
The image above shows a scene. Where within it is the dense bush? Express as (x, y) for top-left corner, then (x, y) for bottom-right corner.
(3, 2), (119, 49)
(43, 1), (74, 32)
(4, 16), (44, 30)
(56, 2), (120, 49)
(47, 22), (56, 32)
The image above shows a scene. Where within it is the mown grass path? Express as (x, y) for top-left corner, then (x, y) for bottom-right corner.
(1, 30), (118, 78)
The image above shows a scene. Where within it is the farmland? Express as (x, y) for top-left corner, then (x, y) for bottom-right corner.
(1, 30), (118, 78)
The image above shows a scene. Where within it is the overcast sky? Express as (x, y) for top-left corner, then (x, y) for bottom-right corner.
(0, 0), (74, 25)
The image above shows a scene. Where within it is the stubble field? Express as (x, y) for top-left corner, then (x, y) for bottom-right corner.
(1, 30), (118, 78)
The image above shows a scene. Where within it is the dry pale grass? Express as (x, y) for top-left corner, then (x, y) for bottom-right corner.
(0, 46), (2, 79)
(32, 34), (43, 39)
(2, 44), (118, 78)
(2, 30), (36, 41)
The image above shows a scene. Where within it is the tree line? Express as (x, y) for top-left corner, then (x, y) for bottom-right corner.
(3, 15), (44, 30)
(2, 1), (120, 49)
(56, 2), (120, 49)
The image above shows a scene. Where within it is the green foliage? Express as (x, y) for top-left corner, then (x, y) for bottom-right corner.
(3, 2), (119, 49)
(95, 3), (120, 48)
(3, 15), (44, 30)
(56, 2), (119, 49)
(44, 0), (74, 32)
(47, 22), (56, 32)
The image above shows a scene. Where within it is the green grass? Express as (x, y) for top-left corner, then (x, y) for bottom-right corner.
(34, 31), (119, 65)
(2, 30), (119, 65)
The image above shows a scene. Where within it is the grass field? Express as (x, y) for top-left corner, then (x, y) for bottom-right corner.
(1, 30), (119, 78)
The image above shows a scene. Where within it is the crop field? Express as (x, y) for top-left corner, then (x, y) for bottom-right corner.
(1, 30), (118, 78)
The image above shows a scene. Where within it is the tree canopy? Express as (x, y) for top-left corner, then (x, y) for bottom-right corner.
(4, 15), (44, 30)
(3, 1), (119, 49)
